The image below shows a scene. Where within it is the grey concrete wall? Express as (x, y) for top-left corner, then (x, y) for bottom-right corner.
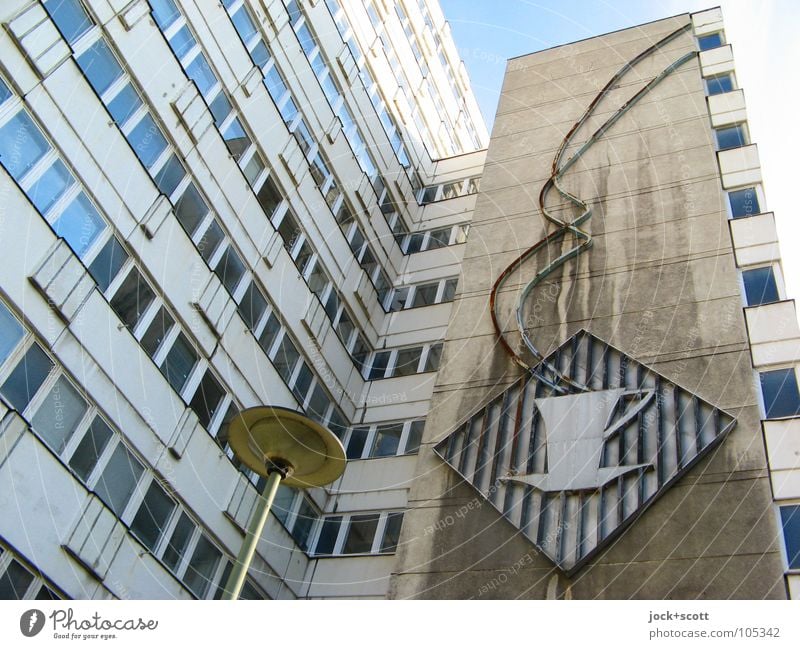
(389, 14), (786, 599)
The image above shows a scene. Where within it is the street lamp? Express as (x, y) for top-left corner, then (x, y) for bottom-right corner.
(222, 406), (346, 600)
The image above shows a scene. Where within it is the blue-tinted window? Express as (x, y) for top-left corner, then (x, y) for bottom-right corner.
(743, 267), (779, 306)
(76, 40), (123, 95)
(0, 111), (51, 181)
(168, 25), (196, 60)
(209, 93), (232, 127)
(88, 236), (128, 291)
(44, 0), (93, 44)
(0, 78), (11, 104)
(221, 118), (251, 160)
(0, 344), (54, 411)
(706, 74), (733, 96)
(185, 54), (217, 97)
(28, 160), (75, 214)
(0, 302), (24, 366)
(231, 7), (257, 42)
(729, 187), (760, 219)
(53, 192), (105, 257)
(127, 114), (168, 168)
(107, 84), (142, 126)
(716, 124), (746, 151)
(698, 33), (723, 51)
(760, 368), (800, 419)
(251, 42), (270, 70)
(780, 505), (800, 570)
(148, 0), (180, 30)
(154, 153), (186, 197)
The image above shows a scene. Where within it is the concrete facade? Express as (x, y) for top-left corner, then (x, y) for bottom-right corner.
(390, 10), (795, 599)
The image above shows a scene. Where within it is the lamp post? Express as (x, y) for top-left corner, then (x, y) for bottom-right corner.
(222, 406), (346, 600)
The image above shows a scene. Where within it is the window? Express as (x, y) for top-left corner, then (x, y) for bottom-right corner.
(760, 369), (800, 419)
(53, 192), (105, 256)
(0, 344), (54, 412)
(174, 183), (209, 236)
(183, 536), (222, 598)
(0, 301), (24, 366)
(127, 114), (168, 168)
(698, 32), (723, 51)
(314, 516), (341, 555)
(43, 0), (94, 44)
(344, 420), (425, 459)
(342, 514), (380, 554)
(109, 268), (156, 330)
(160, 333), (198, 393)
(742, 267), (779, 306)
(706, 73), (733, 96)
(0, 111), (51, 181)
(424, 343), (444, 372)
(0, 544), (61, 600)
(780, 505), (800, 570)
(69, 417), (113, 481)
(715, 124), (747, 151)
(371, 423), (403, 457)
(380, 512), (404, 553)
(88, 237), (129, 292)
(76, 40), (123, 96)
(28, 159), (75, 214)
(728, 187), (760, 219)
(189, 370), (225, 429)
(411, 283), (438, 308)
(393, 348), (422, 378)
(131, 480), (176, 552)
(94, 442), (144, 516)
(31, 376), (88, 454)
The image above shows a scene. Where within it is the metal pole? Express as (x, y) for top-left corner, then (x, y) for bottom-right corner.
(223, 470), (282, 600)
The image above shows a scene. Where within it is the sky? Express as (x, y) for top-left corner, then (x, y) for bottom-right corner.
(440, 0), (800, 301)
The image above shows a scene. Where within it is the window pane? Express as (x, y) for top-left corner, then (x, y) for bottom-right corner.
(28, 159), (75, 214)
(380, 512), (404, 553)
(291, 498), (317, 551)
(346, 426), (369, 459)
(43, 0), (93, 44)
(0, 301), (24, 366)
(221, 118), (251, 160)
(243, 153), (265, 186)
(168, 25), (196, 60)
(198, 219), (224, 262)
(706, 74), (733, 96)
(174, 183), (208, 236)
(258, 312), (281, 355)
(294, 242), (313, 275)
(315, 517), (341, 555)
(0, 111), (51, 181)
(780, 505), (800, 570)
(189, 370), (225, 429)
(392, 348), (422, 378)
(698, 33), (722, 51)
(231, 7), (257, 42)
(424, 343), (443, 372)
(109, 268), (155, 329)
(161, 334), (198, 393)
(760, 369), (800, 419)
(53, 192), (105, 257)
(107, 83), (143, 126)
(127, 114), (168, 168)
(0, 559), (34, 599)
(76, 40), (123, 95)
(209, 92), (232, 127)
(307, 260), (329, 298)
(327, 409), (347, 441)
(94, 442), (144, 516)
(716, 125), (746, 151)
(371, 423), (403, 457)
(272, 485), (295, 525)
(411, 283), (437, 308)
(388, 287), (409, 311)
(251, 41), (270, 70)
(0, 344), (54, 412)
(149, 0), (180, 30)
(277, 212), (301, 251)
(368, 351), (390, 380)
(427, 227), (451, 250)
(163, 512), (194, 571)
(272, 335), (300, 383)
(154, 153), (186, 197)
(342, 514), (379, 554)
(214, 246), (245, 294)
(131, 480), (175, 551)
(186, 53), (217, 97)
(291, 363), (313, 402)
(442, 279), (458, 302)
(351, 334), (370, 373)
(31, 376), (87, 453)
(404, 420), (424, 455)
(238, 282), (267, 330)
(728, 187), (760, 219)
(68, 416), (113, 482)
(323, 290), (340, 322)
(743, 267), (779, 306)
(307, 384), (330, 423)
(256, 176), (282, 218)
(140, 306), (174, 358)
(87, 236), (127, 292)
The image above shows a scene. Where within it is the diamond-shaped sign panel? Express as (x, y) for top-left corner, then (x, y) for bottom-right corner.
(434, 330), (736, 575)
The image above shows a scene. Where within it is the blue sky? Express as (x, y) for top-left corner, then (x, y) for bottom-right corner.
(440, 0), (800, 300)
